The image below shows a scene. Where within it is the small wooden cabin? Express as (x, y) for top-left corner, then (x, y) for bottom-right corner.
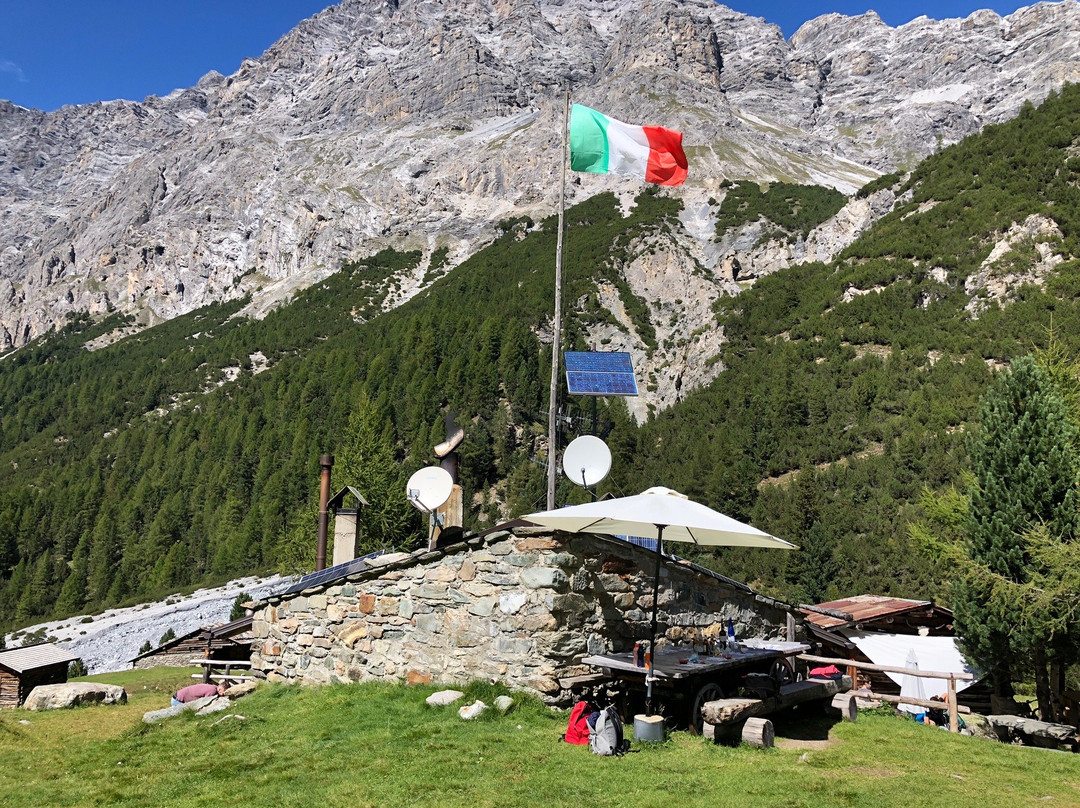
(0, 643), (80, 708)
(130, 616), (254, 670)
(800, 595), (991, 713)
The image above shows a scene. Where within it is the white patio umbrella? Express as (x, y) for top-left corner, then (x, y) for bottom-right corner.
(899, 647), (927, 716)
(524, 487), (798, 708)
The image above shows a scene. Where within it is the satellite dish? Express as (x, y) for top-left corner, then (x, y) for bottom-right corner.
(562, 435), (612, 488)
(406, 466), (454, 512)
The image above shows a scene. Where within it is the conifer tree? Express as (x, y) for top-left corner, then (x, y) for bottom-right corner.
(336, 393), (420, 555)
(954, 356), (1080, 707)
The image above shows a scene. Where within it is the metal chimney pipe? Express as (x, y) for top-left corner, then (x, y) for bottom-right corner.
(316, 453), (334, 571)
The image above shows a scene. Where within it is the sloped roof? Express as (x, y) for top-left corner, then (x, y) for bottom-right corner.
(259, 520), (776, 609)
(0, 642), (79, 674)
(129, 615), (254, 662)
(799, 594), (951, 631)
(209, 615), (253, 639)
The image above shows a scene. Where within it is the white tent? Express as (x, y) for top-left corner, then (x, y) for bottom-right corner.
(842, 630), (980, 710)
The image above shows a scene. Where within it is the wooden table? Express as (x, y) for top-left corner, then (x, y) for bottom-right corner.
(582, 640), (810, 732)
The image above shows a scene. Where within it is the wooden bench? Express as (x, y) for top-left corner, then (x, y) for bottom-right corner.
(189, 659), (253, 684)
(988, 714), (1080, 751)
(701, 676), (854, 745)
(190, 673), (256, 682)
(558, 673), (609, 690)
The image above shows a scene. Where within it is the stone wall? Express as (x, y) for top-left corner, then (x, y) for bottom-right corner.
(250, 527), (794, 703)
(132, 651), (193, 671)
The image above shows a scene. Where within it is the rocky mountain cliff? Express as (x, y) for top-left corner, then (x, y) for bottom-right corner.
(2, 0), (1079, 360)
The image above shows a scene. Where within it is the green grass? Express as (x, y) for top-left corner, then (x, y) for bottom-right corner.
(1, 669), (1078, 807)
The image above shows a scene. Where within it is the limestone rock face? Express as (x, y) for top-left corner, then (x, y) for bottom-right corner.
(1, 0), (1078, 398)
(22, 682), (128, 710)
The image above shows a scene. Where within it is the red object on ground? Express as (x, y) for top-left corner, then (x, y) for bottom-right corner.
(563, 701), (592, 745)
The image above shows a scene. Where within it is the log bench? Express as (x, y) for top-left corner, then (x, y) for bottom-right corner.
(987, 714), (1080, 751)
(189, 659), (253, 684)
(702, 676), (854, 746)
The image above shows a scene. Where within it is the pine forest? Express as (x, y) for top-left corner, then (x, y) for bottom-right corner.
(3, 84), (1080, 640)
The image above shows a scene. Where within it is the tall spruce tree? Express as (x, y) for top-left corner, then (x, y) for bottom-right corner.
(336, 393), (420, 555)
(955, 356), (1080, 708)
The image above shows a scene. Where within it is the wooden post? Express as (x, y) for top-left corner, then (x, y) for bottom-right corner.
(947, 676), (959, 733)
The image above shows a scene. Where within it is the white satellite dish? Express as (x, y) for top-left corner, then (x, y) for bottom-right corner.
(406, 466), (454, 513)
(562, 435), (612, 488)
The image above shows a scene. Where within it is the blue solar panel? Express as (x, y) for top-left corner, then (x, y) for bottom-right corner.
(617, 535), (659, 552)
(564, 351), (638, 396)
(278, 550), (384, 597)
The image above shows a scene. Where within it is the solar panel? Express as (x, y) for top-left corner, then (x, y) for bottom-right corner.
(617, 535), (659, 552)
(564, 351), (638, 396)
(278, 550), (384, 597)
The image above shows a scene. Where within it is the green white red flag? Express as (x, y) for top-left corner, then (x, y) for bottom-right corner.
(569, 104), (688, 187)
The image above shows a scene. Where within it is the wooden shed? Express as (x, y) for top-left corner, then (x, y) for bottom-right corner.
(0, 642), (80, 708)
(130, 616), (254, 670)
(800, 595), (992, 713)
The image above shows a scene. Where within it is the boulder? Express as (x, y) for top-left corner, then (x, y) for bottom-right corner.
(224, 681), (258, 698)
(426, 689), (465, 707)
(459, 700), (488, 720)
(494, 695), (514, 714)
(23, 682), (127, 711)
(142, 694), (229, 724)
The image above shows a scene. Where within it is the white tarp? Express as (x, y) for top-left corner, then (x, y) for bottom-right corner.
(842, 630), (981, 713)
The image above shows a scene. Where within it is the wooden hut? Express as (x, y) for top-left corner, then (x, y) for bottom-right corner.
(0, 643), (80, 708)
(130, 616), (254, 670)
(800, 595), (991, 713)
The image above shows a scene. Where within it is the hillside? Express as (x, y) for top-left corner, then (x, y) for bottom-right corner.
(2, 83), (1080, 631)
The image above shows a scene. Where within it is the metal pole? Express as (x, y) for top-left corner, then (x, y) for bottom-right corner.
(546, 89), (570, 511)
(316, 453), (334, 571)
(646, 525), (664, 713)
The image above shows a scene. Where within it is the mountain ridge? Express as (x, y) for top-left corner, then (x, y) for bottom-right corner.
(2, 0), (1079, 352)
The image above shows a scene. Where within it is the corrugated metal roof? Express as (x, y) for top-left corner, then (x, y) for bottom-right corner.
(0, 642), (79, 674)
(799, 594), (935, 630)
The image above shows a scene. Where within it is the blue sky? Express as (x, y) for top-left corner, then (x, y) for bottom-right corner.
(1, 1), (1033, 112)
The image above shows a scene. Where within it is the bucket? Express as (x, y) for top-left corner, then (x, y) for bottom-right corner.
(634, 713), (665, 743)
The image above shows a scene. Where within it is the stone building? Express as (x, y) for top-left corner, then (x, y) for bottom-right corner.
(250, 523), (796, 703)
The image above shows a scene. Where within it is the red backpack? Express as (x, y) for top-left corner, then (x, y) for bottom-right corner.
(562, 700), (593, 745)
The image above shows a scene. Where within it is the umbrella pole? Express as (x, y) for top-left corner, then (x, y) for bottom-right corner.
(646, 524), (664, 714)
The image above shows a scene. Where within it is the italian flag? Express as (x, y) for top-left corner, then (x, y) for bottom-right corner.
(569, 104), (688, 187)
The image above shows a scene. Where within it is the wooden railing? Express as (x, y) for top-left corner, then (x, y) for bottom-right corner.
(798, 653), (974, 733)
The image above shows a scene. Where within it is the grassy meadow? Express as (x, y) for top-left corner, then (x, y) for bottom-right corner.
(0, 668), (1078, 807)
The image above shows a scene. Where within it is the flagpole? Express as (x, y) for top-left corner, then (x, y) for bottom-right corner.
(546, 90), (569, 511)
